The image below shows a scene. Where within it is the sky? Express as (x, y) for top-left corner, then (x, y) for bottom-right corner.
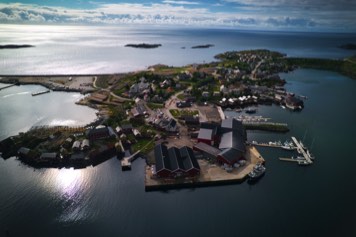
(0, 0), (355, 32)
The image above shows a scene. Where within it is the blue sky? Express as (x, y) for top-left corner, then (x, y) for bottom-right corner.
(0, 0), (355, 32)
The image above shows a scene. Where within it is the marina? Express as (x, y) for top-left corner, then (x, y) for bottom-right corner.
(252, 136), (314, 166)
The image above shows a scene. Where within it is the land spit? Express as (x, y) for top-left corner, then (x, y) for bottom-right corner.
(145, 145), (264, 191)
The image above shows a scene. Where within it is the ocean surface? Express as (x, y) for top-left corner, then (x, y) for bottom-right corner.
(0, 25), (356, 237)
(1, 24), (356, 75)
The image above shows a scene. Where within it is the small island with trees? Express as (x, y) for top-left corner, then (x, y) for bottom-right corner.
(125, 43), (162, 49)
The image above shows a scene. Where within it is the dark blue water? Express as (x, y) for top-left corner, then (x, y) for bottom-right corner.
(1, 69), (355, 237)
(0, 26), (356, 236)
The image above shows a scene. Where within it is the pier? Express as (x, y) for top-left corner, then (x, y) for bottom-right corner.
(291, 137), (313, 164)
(279, 157), (300, 162)
(121, 150), (141, 170)
(0, 83), (16, 91)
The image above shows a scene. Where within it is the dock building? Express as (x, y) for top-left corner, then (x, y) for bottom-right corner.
(153, 144), (200, 178)
(194, 118), (246, 165)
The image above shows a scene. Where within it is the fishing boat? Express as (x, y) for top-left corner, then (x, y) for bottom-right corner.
(281, 141), (296, 150)
(248, 163), (266, 180)
(298, 160), (311, 166)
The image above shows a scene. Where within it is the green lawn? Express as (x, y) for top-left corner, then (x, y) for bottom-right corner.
(147, 102), (164, 110)
(169, 109), (199, 118)
(132, 138), (155, 154)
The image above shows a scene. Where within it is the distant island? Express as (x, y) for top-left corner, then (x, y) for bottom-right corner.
(192, 44), (214, 49)
(339, 43), (356, 50)
(125, 43), (162, 49)
(0, 44), (34, 49)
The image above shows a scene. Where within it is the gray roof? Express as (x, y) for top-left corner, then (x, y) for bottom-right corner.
(198, 128), (214, 140)
(40, 153), (57, 159)
(193, 142), (221, 157)
(219, 130), (246, 152)
(218, 148), (243, 163)
(179, 146), (200, 171)
(221, 118), (245, 138)
(154, 144), (200, 173)
(154, 144), (171, 172)
(18, 147), (30, 155)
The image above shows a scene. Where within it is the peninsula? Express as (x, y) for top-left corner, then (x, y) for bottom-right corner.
(1, 49), (355, 190)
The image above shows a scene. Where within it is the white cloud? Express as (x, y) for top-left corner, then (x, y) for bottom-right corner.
(0, 2), (354, 31)
(162, 0), (200, 5)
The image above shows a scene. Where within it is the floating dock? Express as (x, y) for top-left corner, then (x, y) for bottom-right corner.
(121, 150), (140, 171)
(0, 83), (16, 91)
(31, 90), (50, 96)
(291, 137), (313, 164)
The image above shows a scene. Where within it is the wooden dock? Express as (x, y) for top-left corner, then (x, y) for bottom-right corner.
(279, 157), (300, 162)
(121, 150), (141, 170)
(0, 84), (15, 91)
(291, 137), (312, 164)
(251, 142), (282, 148)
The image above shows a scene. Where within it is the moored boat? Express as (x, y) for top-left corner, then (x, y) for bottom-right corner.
(248, 163), (266, 180)
(245, 108), (257, 114)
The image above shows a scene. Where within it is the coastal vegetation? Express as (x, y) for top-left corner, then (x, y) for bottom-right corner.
(286, 57), (356, 79)
(192, 44), (214, 49)
(0, 44), (34, 49)
(169, 109), (199, 119)
(125, 43), (162, 49)
(339, 43), (356, 50)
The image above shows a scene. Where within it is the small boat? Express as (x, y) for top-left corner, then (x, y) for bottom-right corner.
(235, 108), (242, 112)
(248, 163), (266, 180)
(281, 141), (296, 150)
(298, 160), (310, 166)
(245, 108), (257, 114)
(281, 105), (286, 109)
(306, 150), (315, 160)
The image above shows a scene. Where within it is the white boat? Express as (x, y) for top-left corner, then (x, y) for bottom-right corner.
(281, 105), (286, 109)
(298, 160), (311, 166)
(307, 150), (315, 160)
(281, 141), (296, 150)
(248, 163), (266, 180)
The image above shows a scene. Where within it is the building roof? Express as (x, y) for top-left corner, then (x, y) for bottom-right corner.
(180, 146), (200, 171)
(18, 147), (30, 155)
(81, 139), (90, 148)
(198, 128), (214, 140)
(218, 148), (243, 163)
(154, 144), (200, 173)
(154, 144), (171, 172)
(121, 124), (133, 130)
(40, 153), (57, 159)
(221, 118), (245, 137)
(72, 140), (81, 149)
(193, 142), (221, 157)
(168, 119), (177, 128)
(219, 130), (246, 152)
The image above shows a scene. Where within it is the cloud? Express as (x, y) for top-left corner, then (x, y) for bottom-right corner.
(162, 0), (200, 5)
(0, 2), (354, 31)
(223, 0), (356, 10)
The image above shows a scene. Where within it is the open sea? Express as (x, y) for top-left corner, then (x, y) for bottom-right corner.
(0, 25), (356, 237)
